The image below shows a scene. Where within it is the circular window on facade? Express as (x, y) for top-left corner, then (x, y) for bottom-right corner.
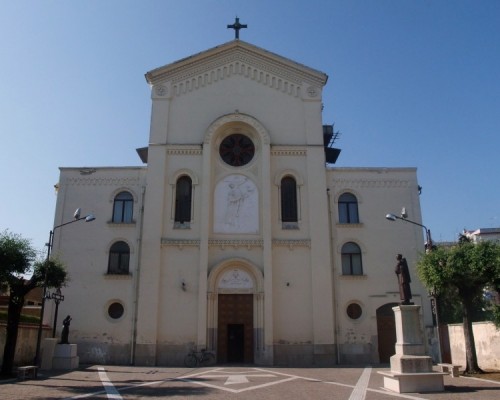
(346, 303), (362, 320)
(108, 302), (124, 320)
(219, 134), (255, 167)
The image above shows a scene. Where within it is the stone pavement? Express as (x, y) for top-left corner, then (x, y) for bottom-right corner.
(1, 365), (500, 400)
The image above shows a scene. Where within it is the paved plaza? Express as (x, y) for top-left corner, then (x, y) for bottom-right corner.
(1, 365), (500, 400)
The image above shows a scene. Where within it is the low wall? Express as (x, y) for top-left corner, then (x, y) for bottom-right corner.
(448, 321), (500, 370)
(0, 323), (51, 366)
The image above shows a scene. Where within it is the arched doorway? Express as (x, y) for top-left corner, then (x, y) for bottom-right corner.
(207, 259), (264, 364)
(376, 303), (398, 363)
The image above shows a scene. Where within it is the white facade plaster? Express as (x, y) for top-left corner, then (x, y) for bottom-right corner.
(49, 40), (433, 367)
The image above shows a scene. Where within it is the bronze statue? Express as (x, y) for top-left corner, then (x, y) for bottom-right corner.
(60, 315), (72, 344)
(395, 254), (413, 305)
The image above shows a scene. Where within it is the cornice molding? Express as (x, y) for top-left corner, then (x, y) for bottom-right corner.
(161, 238), (314, 250)
(209, 239), (263, 249)
(272, 239), (311, 249)
(271, 147), (307, 156)
(166, 145), (203, 156)
(169, 54), (303, 99)
(64, 177), (141, 186)
(331, 179), (411, 189)
(149, 45), (326, 101)
(147, 41), (327, 86)
(161, 239), (200, 249)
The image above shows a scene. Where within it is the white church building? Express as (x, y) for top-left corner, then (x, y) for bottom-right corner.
(48, 38), (434, 366)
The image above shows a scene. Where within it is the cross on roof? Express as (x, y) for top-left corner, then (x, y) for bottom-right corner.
(227, 17), (247, 40)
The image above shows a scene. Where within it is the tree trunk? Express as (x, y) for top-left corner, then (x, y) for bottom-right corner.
(1, 293), (24, 376)
(462, 295), (483, 374)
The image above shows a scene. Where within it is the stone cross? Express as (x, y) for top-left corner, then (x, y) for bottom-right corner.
(227, 17), (247, 39)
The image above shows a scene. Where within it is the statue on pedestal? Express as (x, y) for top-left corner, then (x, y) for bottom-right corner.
(60, 315), (72, 344)
(395, 254), (413, 305)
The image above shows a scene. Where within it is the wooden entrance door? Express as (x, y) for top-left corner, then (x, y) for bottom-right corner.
(377, 303), (398, 363)
(217, 294), (253, 363)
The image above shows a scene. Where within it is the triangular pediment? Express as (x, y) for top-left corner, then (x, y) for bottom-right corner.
(145, 40), (327, 98)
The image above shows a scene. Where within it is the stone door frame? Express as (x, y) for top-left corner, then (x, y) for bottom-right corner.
(207, 258), (264, 363)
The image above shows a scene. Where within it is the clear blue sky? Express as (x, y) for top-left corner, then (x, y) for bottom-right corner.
(1, 0), (499, 254)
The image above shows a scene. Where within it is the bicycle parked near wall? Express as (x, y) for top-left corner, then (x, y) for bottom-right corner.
(184, 348), (216, 367)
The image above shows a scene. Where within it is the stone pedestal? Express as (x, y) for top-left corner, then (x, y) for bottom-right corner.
(52, 344), (79, 370)
(40, 338), (59, 370)
(378, 305), (445, 393)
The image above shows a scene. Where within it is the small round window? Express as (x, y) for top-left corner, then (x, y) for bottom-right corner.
(108, 302), (124, 319)
(219, 134), (255, 167)
(346, 303), (362, 320)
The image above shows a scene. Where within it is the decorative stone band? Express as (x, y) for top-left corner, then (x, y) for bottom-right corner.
(331, 179), (411, 189)
(209, 239), (263, 250)
(272, 239), (311, 249)
(271, 147), (307, 156)
(64, 177), (141, 186)
(171, 61), (303, 99)
(157, 47), (326, 99)
(161, 239), (200, 250)
(160, 239), (263, 250)
(165, 145), (203, 156)
(161, 238), (311, 250)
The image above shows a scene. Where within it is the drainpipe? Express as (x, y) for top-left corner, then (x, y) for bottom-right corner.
(327, 188), (341, 364)
(130, 185), (146, 364)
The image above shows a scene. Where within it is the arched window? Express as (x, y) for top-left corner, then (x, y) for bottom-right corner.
(338, 192), (359, 224)
(108, 241), (130, 274)
(174, 176), (192, 225)
(112, 191), (133, 223)
(341, 242), (363, 275)
(281, 176), (298, 224)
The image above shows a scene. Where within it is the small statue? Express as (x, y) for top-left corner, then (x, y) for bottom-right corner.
(395, 254), (413, 305)
(60, 315), (72, 344)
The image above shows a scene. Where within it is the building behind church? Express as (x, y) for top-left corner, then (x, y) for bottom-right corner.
(48, 39), (435, 366)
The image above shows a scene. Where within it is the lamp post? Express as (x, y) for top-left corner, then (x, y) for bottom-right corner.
(34, 208), (95, 366)
(51, 288), (65, 338)
(385, 210), (442, 362)
(385, 213), (433, 252)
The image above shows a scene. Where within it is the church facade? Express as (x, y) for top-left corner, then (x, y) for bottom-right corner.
(49, 40), (434, 366)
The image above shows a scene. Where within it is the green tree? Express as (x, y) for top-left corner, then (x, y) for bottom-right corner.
(0, 230), (67, 376)
(417, 240), (500, 374)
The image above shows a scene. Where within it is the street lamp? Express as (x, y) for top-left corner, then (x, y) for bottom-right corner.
(50, 288), (65, 338)
(385, 209), (441, 362)
(385, 212), (433, 252)
(34, 208), (95, 366)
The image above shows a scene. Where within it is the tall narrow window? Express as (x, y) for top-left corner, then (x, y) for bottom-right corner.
(341, 242), (363, 275)
(281, 176), (298, 224)
(175, 176), (192, 225)
(112, 191), (133, 223)
(338, 193), (359, 223)
(108, 241), (130, 274)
